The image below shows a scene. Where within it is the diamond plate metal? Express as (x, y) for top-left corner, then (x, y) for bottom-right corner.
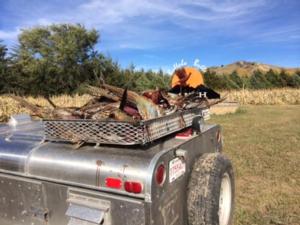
(43, 107), (202, 145)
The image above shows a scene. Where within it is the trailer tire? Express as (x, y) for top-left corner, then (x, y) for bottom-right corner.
(187, 153), (234, 225)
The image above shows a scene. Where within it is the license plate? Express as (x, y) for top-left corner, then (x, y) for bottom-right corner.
(169, 158), (186, 183)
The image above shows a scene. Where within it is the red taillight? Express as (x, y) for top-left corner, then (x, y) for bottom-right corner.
(156, 164), (166, 186)
(105, 177), (122, 189)
(124, 181), (143, 194)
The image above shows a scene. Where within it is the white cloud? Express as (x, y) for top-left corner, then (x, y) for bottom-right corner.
(63, 0), (271, 50)
(75, 0), (267, 27)
(0, 0), (298, 51)
(0, 29), (20, 40)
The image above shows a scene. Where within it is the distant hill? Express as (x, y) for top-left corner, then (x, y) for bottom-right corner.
(208, 61), (299, 76)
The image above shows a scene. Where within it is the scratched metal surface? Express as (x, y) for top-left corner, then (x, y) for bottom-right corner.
(0, 117), (221, 225)
(148, 125), (221, 225)
(0, 174), (146, 225)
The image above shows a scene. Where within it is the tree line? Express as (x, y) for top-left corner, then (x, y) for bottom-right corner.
(0, 24), (299, 96)
(204, 69), (300, 90)
(0, 24), (170, 96)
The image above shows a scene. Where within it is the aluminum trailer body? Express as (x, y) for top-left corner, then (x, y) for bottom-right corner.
(0, 118), (226, 225)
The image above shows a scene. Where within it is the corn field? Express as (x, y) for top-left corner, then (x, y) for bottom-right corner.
(0, 89), (300, 122)
(223, 88), (300, 105)
(0, 95), (92, 122)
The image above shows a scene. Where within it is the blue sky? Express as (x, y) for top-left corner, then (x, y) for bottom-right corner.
(0, 0), (299, 72)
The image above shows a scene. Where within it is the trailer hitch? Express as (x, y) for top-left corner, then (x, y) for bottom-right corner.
(192, 115), (205, 134)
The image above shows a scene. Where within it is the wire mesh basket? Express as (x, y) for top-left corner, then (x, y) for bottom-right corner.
(43, 107), (203, 145)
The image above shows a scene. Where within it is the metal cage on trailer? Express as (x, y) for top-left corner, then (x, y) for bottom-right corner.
(0, 107), (235, 225)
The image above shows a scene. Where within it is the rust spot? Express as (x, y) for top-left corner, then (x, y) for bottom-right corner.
(96, 160), (103, 166)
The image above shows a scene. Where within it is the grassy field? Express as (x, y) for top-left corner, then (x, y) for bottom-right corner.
(1, 88), (300, 122)
(211, 105), (300, 225)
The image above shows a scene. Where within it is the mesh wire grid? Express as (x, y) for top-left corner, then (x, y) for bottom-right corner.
(43, 107), (202, 145)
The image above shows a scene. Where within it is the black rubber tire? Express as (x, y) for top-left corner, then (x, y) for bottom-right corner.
(187, 153), (235, 225)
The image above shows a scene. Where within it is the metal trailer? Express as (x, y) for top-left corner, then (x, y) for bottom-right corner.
(0, 113), (235, 225)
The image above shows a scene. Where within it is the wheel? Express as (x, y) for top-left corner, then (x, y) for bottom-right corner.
(187, 153), (235, 225)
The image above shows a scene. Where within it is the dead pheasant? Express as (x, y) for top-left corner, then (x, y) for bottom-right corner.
(101, 84), (164, 120)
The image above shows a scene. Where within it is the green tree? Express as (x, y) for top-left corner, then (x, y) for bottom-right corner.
(0, 41), (9, 93)
(204, 70), (241, 90)
(294, 71), (300, 88)
(229, 71), (244, 89)
(87, 53), (120, 86)
(265, 69), (283, 88)
(203, 70), (224, 90)
(279, 70), (300, 88)
(279, 70), (290, 87)
(250, 70), (272, 89)
(290, 74), (300, 88)
(11, 24), (99, 96)
(155, 69), (170, 89)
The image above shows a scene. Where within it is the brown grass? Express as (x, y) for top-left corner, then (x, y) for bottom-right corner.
(0, 89), (299, 122)
(209, 61), (299, 76)
(0, 95), (91, 122)
(223, 88), (300, 105)
(211, 105), (300, 225)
